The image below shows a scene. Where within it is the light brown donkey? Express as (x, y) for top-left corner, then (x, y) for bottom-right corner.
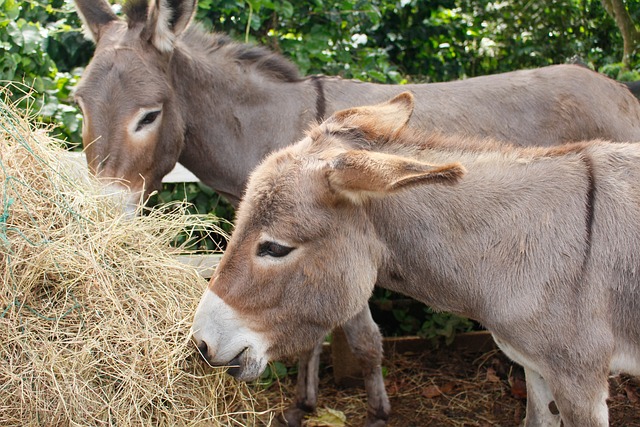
(74, 0), (640, 424)
(193, 92), (640, 427)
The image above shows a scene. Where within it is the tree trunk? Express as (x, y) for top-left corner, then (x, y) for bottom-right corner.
(601, 0), (640, 66)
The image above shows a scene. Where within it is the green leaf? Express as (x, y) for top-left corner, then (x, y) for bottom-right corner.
(20, 23), (45, 53)
(279, 1), (294, 18)
(272, 361), (288, 378)
(3, 0), (19, 20)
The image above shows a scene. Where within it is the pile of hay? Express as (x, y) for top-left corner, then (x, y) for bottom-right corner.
(0, 97), (266, 426)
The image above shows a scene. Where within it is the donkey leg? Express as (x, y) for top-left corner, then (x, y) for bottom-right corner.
(521, 367), (561, 427)
(282, 339), (323, 427)
(544, 369), (609, 427)
(342, 306), (390, 427)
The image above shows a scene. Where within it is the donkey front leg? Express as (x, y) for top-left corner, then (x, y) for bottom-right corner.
(521, 367), (561, 427)
(282, 339), (323, 426)
(495, 335), (609, 427)
(342, 306), (391, 427)
(283, 306), (389, 427)
(544, 368), (610, 427)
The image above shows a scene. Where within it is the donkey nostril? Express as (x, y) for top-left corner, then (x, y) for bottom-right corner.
(196, 340), (208, 358)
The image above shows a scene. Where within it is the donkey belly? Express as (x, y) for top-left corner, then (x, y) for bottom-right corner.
(492, 334), (544, 374)
(611, 342), (640, 376)
(494, 329), (640, 378)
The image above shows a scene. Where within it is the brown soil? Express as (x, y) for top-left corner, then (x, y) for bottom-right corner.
(253, 339), (640, 426)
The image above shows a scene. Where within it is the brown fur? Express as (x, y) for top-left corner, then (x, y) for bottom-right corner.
(199, 93), (640, 426)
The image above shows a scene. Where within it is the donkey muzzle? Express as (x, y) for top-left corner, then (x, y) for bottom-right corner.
(191, 289), (270, 382)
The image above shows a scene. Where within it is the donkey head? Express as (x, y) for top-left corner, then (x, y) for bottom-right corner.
(74, 0), (196, 212)
(191, 93), (465, 381)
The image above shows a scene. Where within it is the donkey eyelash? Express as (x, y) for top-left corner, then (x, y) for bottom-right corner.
(135, 110), (162, 131)
(256, 241), (294, 258)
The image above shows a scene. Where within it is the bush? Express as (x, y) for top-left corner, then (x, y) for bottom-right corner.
(0, 0), (92, 143)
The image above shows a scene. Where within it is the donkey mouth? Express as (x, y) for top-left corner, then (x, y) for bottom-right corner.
(226, 348), (247, 378)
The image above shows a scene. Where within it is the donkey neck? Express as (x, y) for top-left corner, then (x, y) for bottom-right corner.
(169, 36), (322, 205)
(170, 30), (411, 206)
(370, 147), (592, 324)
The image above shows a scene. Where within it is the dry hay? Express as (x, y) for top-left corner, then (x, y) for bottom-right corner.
(0, 95), (269, 426)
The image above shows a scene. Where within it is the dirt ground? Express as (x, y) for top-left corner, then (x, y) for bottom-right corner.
(253, 338), (640, 426)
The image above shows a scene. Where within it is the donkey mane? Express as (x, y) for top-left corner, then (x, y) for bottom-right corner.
(185, 26), (303, 82)
(121, 0), (301, 83)
(407, 129), (596, 159)
(123, 0), (148, 24)
(313, 118), (597, 161)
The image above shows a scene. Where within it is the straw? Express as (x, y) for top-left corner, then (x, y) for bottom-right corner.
(0, 91), (265, 427)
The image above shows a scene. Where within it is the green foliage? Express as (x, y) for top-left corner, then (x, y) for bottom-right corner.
(0, 0), (92, 143)
(371, 0), (624, 82)
(258, 361), (292, 388)
(147, 182), (234, 251)
(196, 0), (405, 82)
(601, 61), (640, 81)
(418, 308), (474, 346)
(195, 0), (636, 83)
(373, 289), (474, 341)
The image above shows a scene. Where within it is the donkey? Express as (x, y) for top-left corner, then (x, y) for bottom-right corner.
(192, 92), (640, 427)
(74, 0), (640, 425)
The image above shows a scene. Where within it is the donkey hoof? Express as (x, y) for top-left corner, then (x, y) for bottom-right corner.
(364, 415), (389, 427)
(280, 404), (312, 427)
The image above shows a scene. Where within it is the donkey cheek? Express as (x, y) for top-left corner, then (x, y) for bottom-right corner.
(265, 322), (328, 361)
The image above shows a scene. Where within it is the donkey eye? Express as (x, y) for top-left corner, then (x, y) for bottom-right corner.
(136, 110), (161, 131)
(257, 241), (294, 258)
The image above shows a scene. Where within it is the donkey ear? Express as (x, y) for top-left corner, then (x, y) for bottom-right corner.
(74, 0), (119, 43)
(327, 150), (465, 203)
(145, 0), (197, 53)
(328, 92), (415, 139)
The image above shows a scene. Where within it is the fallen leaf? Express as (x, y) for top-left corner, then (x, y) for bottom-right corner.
(422, 382), (454, 398)
(306, 407), (347, 427)
(440, 382), (455, 394)
(486, 367), (501, 383)
(422, 384), (443, 398)
(509, 374), (527, 400)
(385, 379), (400, 395)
